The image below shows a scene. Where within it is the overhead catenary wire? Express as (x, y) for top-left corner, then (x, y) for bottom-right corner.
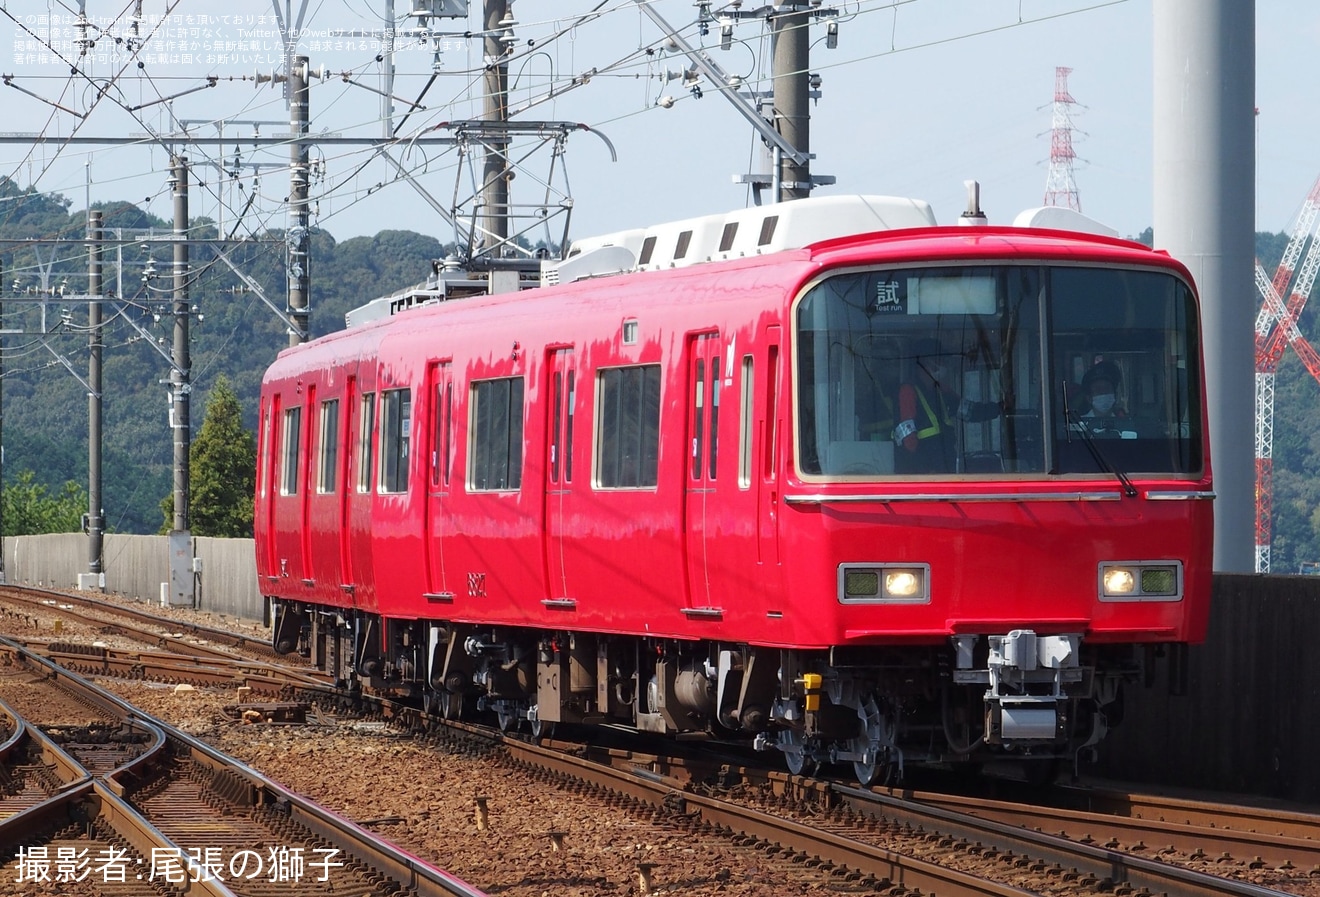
(0, 0), (1138, 279)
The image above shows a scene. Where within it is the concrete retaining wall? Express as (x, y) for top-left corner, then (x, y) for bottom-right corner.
(2, 532), (264, 623)
(1097, 572), (1320, 802)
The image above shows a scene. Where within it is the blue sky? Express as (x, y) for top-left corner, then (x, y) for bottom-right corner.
(1, 1), (1314, 248)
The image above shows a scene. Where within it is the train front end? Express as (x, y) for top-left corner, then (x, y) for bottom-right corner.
(772, 228), (1211, 781)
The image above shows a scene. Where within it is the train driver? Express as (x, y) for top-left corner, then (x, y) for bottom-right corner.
(1078, 360), (1129, 435)
(892, 337), (1004, 474)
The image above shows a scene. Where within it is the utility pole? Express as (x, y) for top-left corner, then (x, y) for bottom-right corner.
(642, 0), (831, 204)
(481, 1), (510, 255)
(168, 155), (194, 607)
(771, 3), (812, 201)
(87, 210), (104, 587)
(288, 56), (311, 346)
(381, 0), (396, 138)
(0, 261), (4, 584)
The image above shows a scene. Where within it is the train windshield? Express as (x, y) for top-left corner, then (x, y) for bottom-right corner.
(794, 263), (1201, 479)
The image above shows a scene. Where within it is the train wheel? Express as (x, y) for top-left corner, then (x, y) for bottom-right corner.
(854, 757), (898, 787)
(850, 738), (900, 787)
(439, 690), (464, 720)
(497, 706), (519, 732)
(529, 715), (555, 740)
(778, 729), (814, 776)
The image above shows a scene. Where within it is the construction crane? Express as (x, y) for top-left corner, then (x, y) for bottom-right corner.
(1254, 173), (1320, 572)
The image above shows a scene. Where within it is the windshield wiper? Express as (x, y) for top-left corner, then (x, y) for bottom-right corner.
(1062, 380), (1138, 498)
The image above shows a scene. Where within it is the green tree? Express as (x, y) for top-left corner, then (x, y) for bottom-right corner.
(2, 470), (86, 534)
(159, 375), (257, 536)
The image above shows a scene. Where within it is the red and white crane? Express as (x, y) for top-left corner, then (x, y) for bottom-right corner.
(1254, 174), (1320, 572)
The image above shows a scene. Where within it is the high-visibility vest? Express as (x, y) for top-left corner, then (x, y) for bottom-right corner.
(895, 383), (953, 443)
(914, 385), (948, 439)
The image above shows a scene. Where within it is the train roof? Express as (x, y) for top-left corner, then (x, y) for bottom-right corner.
(310, 194), (1184, 363)
(549, 194), (938, 282)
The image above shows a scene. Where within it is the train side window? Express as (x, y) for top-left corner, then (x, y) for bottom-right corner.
(551, 372), (563, 483)
(548, 359), (576, 486)
(443, 382), (453, 486)
(675, 230), (693, 260)
(692, 358), (705, 479)
(470, 377), (524, 491)
(718, 223), (737, 253)
(280, 406), (302, 495)
(317, 400), (339, 493)
(258, 407), (272, 498)
(565, 371), (575, 483)
(379, 388), (411, 494)
(763, 343), (779, 479)
(357, 393), (376, 493)
(738, 355), (753, 488)
(638, 236), (657, 266)
(709, 355), (721, 480)
(432, 379), (453, 488)
(596, 364), (661, 489)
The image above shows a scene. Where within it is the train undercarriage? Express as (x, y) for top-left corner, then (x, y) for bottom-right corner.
(270, 600), (1174, 785)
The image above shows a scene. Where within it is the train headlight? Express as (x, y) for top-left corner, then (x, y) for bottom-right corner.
(1099, 561), (1183, 601)
(839, 564), (930, 604)
(1102, 568), (1136, 595)
(885, 570), (922, 598)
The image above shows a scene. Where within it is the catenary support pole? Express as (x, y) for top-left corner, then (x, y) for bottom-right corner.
(482, 0), (510, 253)
(169, 155), (195, 607)
(0, 262), (4, 584)
(87, 209), (104, 585)
(288, 55), (310, 346)
(772, 3), (812, 201)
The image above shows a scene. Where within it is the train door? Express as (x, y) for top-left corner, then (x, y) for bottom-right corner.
(543, 349), (576, 601)
(299, 383), (316, 576)
(685, 332), (723, 609)
(758, 326), (782, 566)
(347, 379), (378, 609)
(257, 397), (279, 577)
(425, 361), (456, 599)
(338, 375), (357, 602)
(272, 395), (307, 583)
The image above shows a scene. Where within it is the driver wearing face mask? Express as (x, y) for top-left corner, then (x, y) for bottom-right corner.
(1080, 362), (1125, 421)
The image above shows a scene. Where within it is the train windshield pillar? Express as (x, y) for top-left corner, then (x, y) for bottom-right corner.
(793, 263), (1202, 480)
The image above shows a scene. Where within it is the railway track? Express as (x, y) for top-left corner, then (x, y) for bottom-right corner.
(498, 735), (1302, 897)
(0, 584), (313, 671)
(0, 639), (484, 897)
(903, 781), (1320, 883)
(1, 585), (1313, 896)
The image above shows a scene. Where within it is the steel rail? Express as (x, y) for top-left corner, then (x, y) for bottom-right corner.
(909, 787), (1320, 868)
(832, 783), (1291, 897)
(1053, 782), (1320, 842)
(30, 641), (329, 691)
(0, 636), (487, 897)
(165, 718), (488, 897)
(506, 737), (1038, 897)
(0, 584), (278, 660)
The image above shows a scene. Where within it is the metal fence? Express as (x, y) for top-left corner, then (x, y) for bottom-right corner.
(1, 532), (264, 623)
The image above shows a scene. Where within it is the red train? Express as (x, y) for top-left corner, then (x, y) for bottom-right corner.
(255, 194), (1213, 784)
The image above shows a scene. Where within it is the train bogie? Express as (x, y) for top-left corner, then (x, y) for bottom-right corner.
(256, 195), (1211, 783)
